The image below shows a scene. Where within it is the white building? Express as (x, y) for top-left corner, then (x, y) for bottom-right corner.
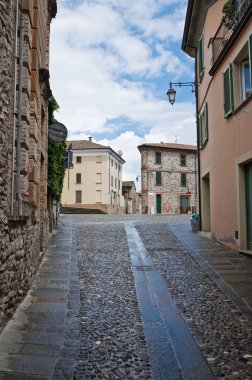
(61, 139), (125, 214)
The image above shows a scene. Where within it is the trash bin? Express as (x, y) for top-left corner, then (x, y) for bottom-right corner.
(190, 215), (200, 232)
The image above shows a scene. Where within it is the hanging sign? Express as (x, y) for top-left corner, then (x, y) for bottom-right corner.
(49, 122), (68, 142)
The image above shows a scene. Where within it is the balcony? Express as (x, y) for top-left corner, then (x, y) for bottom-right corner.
(211, 0), (252, 65)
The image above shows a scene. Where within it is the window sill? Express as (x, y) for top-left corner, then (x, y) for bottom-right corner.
(233, 93), (252, 115)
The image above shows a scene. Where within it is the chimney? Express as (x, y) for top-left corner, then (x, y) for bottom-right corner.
(89, 136), (92, 142)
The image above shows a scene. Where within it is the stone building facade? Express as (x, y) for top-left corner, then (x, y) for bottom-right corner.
(138, 143), (198, 215)
(0, 0), (57, 329)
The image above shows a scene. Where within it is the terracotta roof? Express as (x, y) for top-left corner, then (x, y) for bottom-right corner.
(122, 181), (135, 187)
(67, 140), (107, 150)
(67, 139), (126, 163)
(137, 142), (197, 151)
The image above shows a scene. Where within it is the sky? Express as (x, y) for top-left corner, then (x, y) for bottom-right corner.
(50, 0), (196, 189)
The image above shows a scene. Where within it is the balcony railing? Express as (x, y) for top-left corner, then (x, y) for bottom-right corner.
(211, 0), (252, 65)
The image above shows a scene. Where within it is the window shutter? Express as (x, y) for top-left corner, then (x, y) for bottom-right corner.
(205, 102), (208, 141)
(248, 33), (252, 94)
(223, 64), (234, 117)
(198, 36), (204, 78)
(199, 114), (202, 148)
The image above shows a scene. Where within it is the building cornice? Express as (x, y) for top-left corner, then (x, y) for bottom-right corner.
(182, 0), (217, 57)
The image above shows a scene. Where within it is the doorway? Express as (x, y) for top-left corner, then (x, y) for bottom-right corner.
(245, 163), (252, 250)
(180, 195), (188, 213)
(156, 194), (162, 214)
(202, 172), (211, 232)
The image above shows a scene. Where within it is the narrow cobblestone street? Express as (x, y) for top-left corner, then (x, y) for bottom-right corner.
(0, 214), (252, 379)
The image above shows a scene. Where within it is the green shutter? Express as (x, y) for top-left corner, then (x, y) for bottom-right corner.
(248, 34), (252, 94)
(199, 114), (202, 148)
(156, 171), (161, 185)
(205, 102), (208, 141)
(198, 36), (204, 77)
(223, 64), (234, 117)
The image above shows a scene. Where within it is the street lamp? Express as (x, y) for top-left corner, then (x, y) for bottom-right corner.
(167, 81), (195, 105)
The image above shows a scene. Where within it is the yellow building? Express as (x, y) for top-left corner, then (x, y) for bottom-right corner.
(61, 139), (125, 214)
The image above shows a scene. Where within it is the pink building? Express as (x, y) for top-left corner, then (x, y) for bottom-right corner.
(182, 0), (252, 253)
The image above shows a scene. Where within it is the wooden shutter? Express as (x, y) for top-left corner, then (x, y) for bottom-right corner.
(248, 34), (252, 95)
(198, 36), (204, 78)
(204, 102), (208, 141)
(223, 64), (234, 117)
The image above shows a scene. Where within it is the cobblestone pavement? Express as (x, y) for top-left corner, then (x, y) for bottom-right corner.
(136, 223), (252, 380)
(74, 222), (152, 380)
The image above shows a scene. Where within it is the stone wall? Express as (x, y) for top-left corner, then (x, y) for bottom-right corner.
(0, 0), (57, 330)
(140, 147), (198, 214)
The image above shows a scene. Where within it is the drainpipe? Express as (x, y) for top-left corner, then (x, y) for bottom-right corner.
(11, 0), (20, 215)
(194, 48), (202, 230)
(15, 12), (24, 215)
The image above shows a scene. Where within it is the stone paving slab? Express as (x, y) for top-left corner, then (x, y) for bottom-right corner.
(0, 216), (78, 379)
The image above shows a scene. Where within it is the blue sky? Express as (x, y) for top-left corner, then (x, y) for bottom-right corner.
(50, 0), (196, 184)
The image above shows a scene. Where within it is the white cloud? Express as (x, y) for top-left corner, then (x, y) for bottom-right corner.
(50, 0), (196, 187)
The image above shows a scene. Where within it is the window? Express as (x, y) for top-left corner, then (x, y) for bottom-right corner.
(76, 156), (81, 163)
(111, 159), (114, 167)
(198, 35), (204, 80)
(96, 173), (102, 184)
(111, 175), (113, 186)
(180, 154), (186, 166)
(155, 152), (161, 164)
(241, 60), (251, 100)
(118, 165), (121, 172)
(115, 162), (118, 169)
(199, 102), (208, 148)
(181, 173), (187, 187)
(96, 190), (101, 203)
(75, 190), (82, 203)
(115, 178), (117, 188)
(156, 171), (162, 185)
(76, 173), (81, 184)
(224, 35), (252, 114)
(96, 156), (102, 163)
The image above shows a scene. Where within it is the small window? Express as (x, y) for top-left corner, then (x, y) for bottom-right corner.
(181, 173), (187, 187)
(111, 175), (113, 186)
(180, 154), (186, 166)
(75, 190), (82, 203)
(96, 156), (102, 163)
(115, 162), (118, 169)
(76, 173), (81, 184)
(199, 102), (208, 148)
(156, 171), (162, 185)
(76, 156), (81, 163)
(96, 173), (102, 184)
(111, 159), (114, 167)
(115, 178), (117, 188)
(96, 190), (101, 203)
(155, 152), (161, 164)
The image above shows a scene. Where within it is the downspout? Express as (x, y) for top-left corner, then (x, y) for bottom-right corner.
(194, 48), (202, 230)
(15, 12), (24, 215)
(11, 0), (20, 215)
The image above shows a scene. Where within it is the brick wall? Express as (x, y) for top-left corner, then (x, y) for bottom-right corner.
(0, 0), (56, 330)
